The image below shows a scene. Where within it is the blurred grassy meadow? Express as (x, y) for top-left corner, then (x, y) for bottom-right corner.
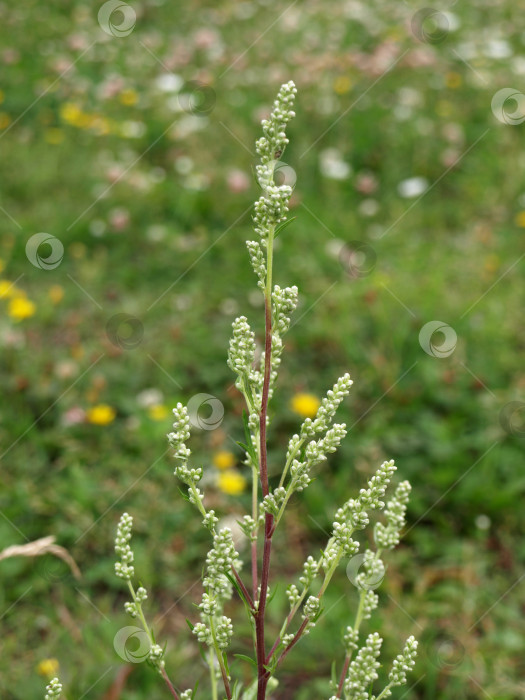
(1, 0), (525, 697)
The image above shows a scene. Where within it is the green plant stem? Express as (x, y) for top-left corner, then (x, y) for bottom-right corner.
(277, 437), (305, 490)
(335, 592), (365, 698)
(210, 618), (232, 700)
(375, 683), (395, 700)
(335, 548), (384, 697)
(255, 224), (275, 700)
(231, 565), (255, 610)
(267, 543), (344, 666)
(238, 374), (260, 601)
(208, 649), (218, 700)
(252, 457), (259, 600)
(190, 482), (250, 610)
(127, 581), (180, 700)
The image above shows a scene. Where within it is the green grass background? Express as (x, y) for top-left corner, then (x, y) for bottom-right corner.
(1, 0), (525, 697)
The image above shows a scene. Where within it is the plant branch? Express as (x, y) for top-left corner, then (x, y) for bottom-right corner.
(127, 581), (180, 700)
(255, 225), (276, 700)
(231, 565), (255, 610)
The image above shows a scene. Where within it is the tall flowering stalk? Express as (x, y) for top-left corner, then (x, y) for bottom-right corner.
(104, 82), (418, 700)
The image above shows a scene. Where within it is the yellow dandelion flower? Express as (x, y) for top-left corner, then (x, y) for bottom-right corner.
(45, 128), (64, 145)
(515, 211), (525, 228)
(8, 296), (36, 321)
(86, 404), (116, 426)
(0, 113), (11, 129)
(290, 393), (321, 419)
(213, 450), (236, 470)
(218, 470), (247, 495)
(333, 76), (352, 95)
(119, 88), (139, 106)
(60, 102), (83, 125)
(36, 658), (60, 677)
(148, 404), (169, 421)
(445, 72), (462, 89)
(48, 285), (64, 304)
(0, 280), (15, 298)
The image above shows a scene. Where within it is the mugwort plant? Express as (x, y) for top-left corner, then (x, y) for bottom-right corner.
(46, 81), (418, 700)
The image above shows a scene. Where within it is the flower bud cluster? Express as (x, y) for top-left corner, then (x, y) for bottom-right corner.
(358, 459), (397, 510)
(255, 80), (297, 165)
(114, 512), (134, 580)
(361, 589), (379, 620)
(198, 592), (219, 616)
(344, 632), (383, 699)
(125, 586), (148, 618)
(204, 528), (240, 594)
(286, 583), (300, 607)
(343, 626), (359, 653)
(302, 595), (321, 620)
(298, 373), (353, 441)
(193, 622), (212, 646)
(356, 550), (385, 592)
(227, 316), (256, 379)
(272, 285), (298, 336)
(246, 240), (267, 290)
(45, 679), (62, 700)
(290, 423), (347, 492)
(203, 510), (219, 533)
(388, 636), (418, 687)
(332, 460), (397, 553)
(299, 556), (320, 588)
(239, 514), (259, 540)
(193, 530), (239, 652)
(149, 643), (165, 670)
(261, 486), (287, 516)
(215, 616), (234, 649)
(253, 184), (293, 240)
(374, 480), (411, 550)
(167, 403), (191, 460)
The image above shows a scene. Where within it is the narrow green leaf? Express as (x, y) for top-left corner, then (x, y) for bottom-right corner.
(234, 653), (258, 668)
(331, 659), (338, 685)
(237, 440), (257, 466)
(178, 486), (190, 502)
(274, 216), (296, 239)
(267, 583), (279, 604)
(222, 650), (230, 675)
